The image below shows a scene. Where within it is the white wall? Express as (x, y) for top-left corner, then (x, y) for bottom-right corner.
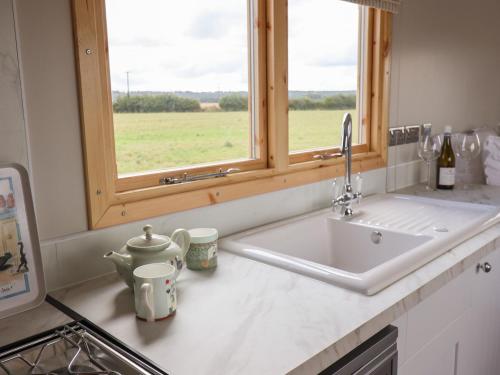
(387, 0), (500, 190)
(0, 0), (28, 168)
(2, 0), (500, 290)
(15, 0), (88, 240)
(390, 0), (500, 133)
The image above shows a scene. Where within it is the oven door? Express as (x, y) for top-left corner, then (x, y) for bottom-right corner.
(319, 326), (398, 375)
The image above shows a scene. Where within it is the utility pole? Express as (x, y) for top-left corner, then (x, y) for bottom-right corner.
(126, 71), (130, 97)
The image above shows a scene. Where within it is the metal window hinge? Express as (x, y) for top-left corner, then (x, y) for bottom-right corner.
(159, 168), (241, 185)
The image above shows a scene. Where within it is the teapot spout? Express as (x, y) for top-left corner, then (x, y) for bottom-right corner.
(104, 251), (133, 288)
(104, 250), (131, 266)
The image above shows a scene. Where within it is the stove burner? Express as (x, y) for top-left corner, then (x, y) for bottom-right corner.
(0, 324), (135, 375)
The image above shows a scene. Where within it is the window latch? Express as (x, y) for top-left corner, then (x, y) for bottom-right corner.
(160, 168), (241, 185)
(313, 152), (342, 161)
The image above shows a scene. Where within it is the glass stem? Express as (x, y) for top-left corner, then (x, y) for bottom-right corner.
(464, 159), (471, 189)
(427, 161), (432, 190)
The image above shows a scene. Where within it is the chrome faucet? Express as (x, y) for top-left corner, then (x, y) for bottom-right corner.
(332, 113), (362, 217)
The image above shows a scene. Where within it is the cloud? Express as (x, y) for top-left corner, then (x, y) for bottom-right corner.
(105, 0), (359, 92)
(310, 55), (357, 68)
(108, 36), (170, 48)
(175, 60), (243, 78)
(186, 11), (232, 39)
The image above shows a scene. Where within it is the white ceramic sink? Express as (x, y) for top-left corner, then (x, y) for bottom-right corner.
(220, 194), (500, 295)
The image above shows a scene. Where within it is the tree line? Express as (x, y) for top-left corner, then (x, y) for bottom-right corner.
(289, 94), (356, 111)
(113, 94), (201, 113)
(113, 93), (356, 113)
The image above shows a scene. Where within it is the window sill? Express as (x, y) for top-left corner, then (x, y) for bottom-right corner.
(93, 151), (385, 229)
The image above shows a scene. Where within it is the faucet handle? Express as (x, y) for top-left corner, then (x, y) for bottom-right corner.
(332, 178), (344, 214)
(332, 179), (341, 198)
(355, 173), (363, 203)
(332, 179), (343, 214)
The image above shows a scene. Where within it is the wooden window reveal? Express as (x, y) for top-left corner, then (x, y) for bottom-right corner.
(72, 0), (391, 229)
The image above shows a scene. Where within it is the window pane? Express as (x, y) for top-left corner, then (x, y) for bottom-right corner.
(288, 0), (360, 153)
(105, 0), (253, 175)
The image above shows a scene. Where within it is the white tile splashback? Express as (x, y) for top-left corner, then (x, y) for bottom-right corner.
(387, 160), (426, 192)
(40, 242), (59, 291)
(40, 168), (387, 291)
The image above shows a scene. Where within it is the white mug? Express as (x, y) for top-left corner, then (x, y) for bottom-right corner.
(133, 263), (177, 322)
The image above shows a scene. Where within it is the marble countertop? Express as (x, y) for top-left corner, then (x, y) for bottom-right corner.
(0, 301), (73, 348)
(396, 183), (500, 206)
(48, 185), (500, 375)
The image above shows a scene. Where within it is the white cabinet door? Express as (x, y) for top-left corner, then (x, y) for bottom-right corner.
(400, 247), (500, 375)
(405, 262), (476, 358)
(456, 249), (500, 375)
(399, 318), (460, 375)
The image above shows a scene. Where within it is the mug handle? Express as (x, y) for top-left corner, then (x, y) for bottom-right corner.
(140, 282), (155, 322)
(171, 229), (191, 259)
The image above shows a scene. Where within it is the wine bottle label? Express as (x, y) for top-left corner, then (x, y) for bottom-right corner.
(439, 167), (455, 186)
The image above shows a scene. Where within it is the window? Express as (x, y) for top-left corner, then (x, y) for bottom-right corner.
(288, 0), (361, 155)
(72, 0), (391, 229)
(105, 0), (265, 177)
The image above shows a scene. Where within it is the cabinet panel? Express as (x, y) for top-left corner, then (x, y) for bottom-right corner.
(456, 249), (500, 375)
(400, 316), (461, 375)
(406, 261), (476, 356)
(401, 247), (500, 375)
(392, 313), (407, 366)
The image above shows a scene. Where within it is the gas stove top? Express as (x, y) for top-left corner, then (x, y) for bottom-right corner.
(0, 323), (165, 375)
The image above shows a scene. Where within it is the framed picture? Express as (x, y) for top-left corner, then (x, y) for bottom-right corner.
(0, 164), (45, 319)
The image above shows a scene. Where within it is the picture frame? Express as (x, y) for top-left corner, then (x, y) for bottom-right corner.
(0, 164), (45, 319)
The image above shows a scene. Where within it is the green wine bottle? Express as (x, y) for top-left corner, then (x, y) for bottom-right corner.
(436, 126), (455, 190)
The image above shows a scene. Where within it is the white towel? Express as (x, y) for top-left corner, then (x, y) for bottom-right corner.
(487, 174), (500, 187)
(483, 149), (500, 163)
(484, 135), (500, 156)
(485, 167), (500, 180)
(456, 128), (497, 185)
(482, 131), (500, 186)
(485, 158), (500, 172)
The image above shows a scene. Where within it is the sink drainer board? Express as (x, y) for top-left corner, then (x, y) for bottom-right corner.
(220, 194), (500, 295)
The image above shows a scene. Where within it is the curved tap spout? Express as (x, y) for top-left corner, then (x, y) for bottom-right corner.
(331, 112), (361, 217)
(340, 113), (352, 153)
(340, 113), (353, 188)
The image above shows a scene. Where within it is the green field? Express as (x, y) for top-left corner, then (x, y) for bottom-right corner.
(114, 110), (358, 175)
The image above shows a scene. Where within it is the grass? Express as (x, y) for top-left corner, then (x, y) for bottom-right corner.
(113, 110), (358, 175)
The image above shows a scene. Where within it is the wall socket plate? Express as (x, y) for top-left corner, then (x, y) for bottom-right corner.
(405, 125), (421, 144)
(389, 127), (405, 146)
(389, 125), (422, 146)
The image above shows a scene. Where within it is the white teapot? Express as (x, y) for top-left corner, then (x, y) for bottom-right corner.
(104, 225), (190, 289)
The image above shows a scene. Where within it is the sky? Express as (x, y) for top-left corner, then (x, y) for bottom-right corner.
(105, 0), (359, 93)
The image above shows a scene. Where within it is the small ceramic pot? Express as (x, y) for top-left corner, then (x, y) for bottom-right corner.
(186, 228), (218, 270)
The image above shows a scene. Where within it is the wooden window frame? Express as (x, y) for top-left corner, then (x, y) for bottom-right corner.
(72, 0), (391, 229)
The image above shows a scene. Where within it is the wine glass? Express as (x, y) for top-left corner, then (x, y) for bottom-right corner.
(418, 126), (442, 191)
(453, 131), (481, 189)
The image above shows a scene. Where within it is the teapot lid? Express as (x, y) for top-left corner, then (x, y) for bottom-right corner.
(127, 225), (171, 252)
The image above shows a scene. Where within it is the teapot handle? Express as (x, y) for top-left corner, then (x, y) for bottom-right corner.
(171, 229), (191, 259)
